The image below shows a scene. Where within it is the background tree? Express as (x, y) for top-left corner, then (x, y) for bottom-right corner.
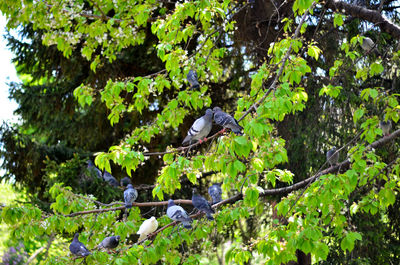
(1, 0), (400, 264)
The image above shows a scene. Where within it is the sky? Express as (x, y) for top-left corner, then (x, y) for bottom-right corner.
(0, 15), (19, 124)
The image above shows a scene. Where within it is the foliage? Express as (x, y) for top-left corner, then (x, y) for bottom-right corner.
(0, 0), (400, 264)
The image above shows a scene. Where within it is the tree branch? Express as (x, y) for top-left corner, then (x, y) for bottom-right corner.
(26, 246), (46, 264)
(40, 128), (400, 249)
(325, 0), (400, 38)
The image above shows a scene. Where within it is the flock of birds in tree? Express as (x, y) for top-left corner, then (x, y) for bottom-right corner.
(72, 68), (393, 258)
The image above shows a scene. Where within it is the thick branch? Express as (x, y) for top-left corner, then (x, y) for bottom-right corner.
(326, 0), (400, 38)
(261, 128), (400, 196)
(26, 246), (45, 264)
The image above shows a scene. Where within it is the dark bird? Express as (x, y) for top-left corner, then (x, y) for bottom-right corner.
(120, 177), (132, 188)
(192, 188), (215, 220)
(208, 183), (222, 205)
(187, 70), (200, 89)
(213, 107), (243, 135)
(166, 199), (192, 229)
(69, 233), (91, 257)
(87, 160), (102, 179)
(380, 119), (392, 137)
(182, 109), (213, 146)
(97, 235), (120, 250)
(103, 171), (119, 187)
(124, 184), (138, 209)
(326, 147), (339, 167)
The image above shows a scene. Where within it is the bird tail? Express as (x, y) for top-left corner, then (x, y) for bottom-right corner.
(182, 221), (192, 229)
(182, 135), (193, 146)
(125, 204), (132, 209)
(206, 213), (214, 221)
(233, 126), (244, 135)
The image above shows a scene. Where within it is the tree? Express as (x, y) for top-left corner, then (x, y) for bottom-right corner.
(1, 0), (400, 264)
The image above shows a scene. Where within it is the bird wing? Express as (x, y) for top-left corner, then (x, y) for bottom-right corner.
(189, 116), (206, 136)
(168, 205), (190, 221)
(214, 111), (239, 127)
(194, 195), (215, 213)
(187, 70), (199, 87)
(124, 190), (132, 203)
(137, 219), (151, 234)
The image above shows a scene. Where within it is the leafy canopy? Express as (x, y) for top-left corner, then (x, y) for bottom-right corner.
(1, 0), (400, 264)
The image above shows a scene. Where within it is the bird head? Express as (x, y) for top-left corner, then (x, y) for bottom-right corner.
(150, 216), (156, 222)
(167, 199), (175, 207)
(213, 107), (221, 112)
(192, 187), (199, 195)
(115, 235), (120, 242)
(126, 184), (133, 189)
(205, 109), (213, 115)
(73, 233), (79, 240)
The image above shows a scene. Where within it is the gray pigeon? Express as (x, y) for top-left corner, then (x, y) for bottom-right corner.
(187, 70), (200, 89)
(213, 107), (243, 135)
(120, 177), (132, 188)
(182, 109), (213, 146)
(69, 233), (91, 257)
(380, 119), (392, 137)
(166, 199), (192, 229)
(124, 184), (138, 209)
(326, 147), (339, 167)
(97, 235), (120, 250)
(361, 37), (380, 56)
(103, 171), (119, 187)
(192, 188), (215, 220)
(87, 160), (102, 179)
(208, 183), (222, 205)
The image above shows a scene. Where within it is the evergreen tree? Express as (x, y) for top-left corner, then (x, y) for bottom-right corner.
(0, 0), (400, 264)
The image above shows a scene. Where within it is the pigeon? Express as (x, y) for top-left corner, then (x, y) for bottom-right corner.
(361, 37), (380, 56)
(213, 107), (243, 135)
(208, 183), (222, 205)
(192, 188), (215, 220)
(380, 119), (392, 137)
(187, 70), (200, 89)
(103, 171), (119, 187)
(69, 233), (91, 257)
(166, 199), (192, 229)
(137, 216), (158, 242)
(87, 160), (102, 179)
(124, 184), (138, 209)
(182, 109), (213, 146)
(97, 235), (120, 250)
(120, 177), (132, 188)
(326, 147), (339, 167)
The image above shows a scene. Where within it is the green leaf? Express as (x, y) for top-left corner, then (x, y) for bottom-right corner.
(244, 188), (259, 207)
(333, 14), (344, 27)
(353, 108), (364, 124)
(341, 232), (362, 252)
(369, 62), (384, 76)
(307, 45), (321, 60)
